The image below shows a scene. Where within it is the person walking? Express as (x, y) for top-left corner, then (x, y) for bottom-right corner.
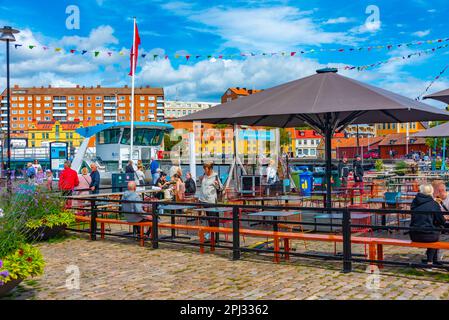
(90, 163), (101, 194)
(339, 157), (350, 187)
(150, 157), (160, 183)
(353, 155), (364, 187)
(184, 172), (197, 196)
(74, 167), (92, 209)
(199, 162), (223, 243)
(26, 163), (36, 185)
(58, 160), (79, 197)
(410, 184), (446, 269)
(125, 160), (135, 174)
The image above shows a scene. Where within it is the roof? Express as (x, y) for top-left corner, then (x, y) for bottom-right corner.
(29, 120), (82, 131)
(333, 137), (384, 148)
(176, 70), (449, 128)
(1, 85), (164, 96)
(75, 121), (173, 138)
(378, 133), (427, 146)
(295, 130), (322, 139)
(229, 88), (263, 96)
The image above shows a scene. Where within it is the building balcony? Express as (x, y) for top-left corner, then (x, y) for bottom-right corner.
(53, 99), (67, 103)
(1, 106), (7, 110)
(53, 113), (67, 117)
(157, 106), (164, 110)
(1, 113), (7, 117)
(1, 100), (7, 104)
(103, 98), (117, 103)
(104, 105), (116, 110)
(1, 120), (7, 124)
(157, 112), (165, 117)
(104, 119), (116, 123)
(53, 105), (67, 110)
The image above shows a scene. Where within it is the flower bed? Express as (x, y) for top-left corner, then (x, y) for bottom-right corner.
(0, 244), (44, 297)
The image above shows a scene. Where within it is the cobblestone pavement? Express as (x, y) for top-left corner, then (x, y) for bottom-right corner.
(3, 229), (449, 300)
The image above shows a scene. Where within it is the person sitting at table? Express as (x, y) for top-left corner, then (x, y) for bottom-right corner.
(410, 184), (446, 268)
(432, 180), (449, 211)
(122, 181), (150, 237)
(155, 172), (171, 200)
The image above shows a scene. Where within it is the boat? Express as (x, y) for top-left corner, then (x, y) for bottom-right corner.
(72, 121), (173, 183)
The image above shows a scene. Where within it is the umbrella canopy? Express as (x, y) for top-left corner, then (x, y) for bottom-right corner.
(424, 88), (449, 104)
(176, 69), (449, 130)
(413, 122), (449, 137)
(175, 69), (449, 207)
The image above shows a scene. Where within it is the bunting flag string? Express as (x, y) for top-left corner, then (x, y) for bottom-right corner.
(340, 44), (449, 72)
(10, 39), (449, 74)
(415, 64), (449, 100)
(12, 36), (449, 61)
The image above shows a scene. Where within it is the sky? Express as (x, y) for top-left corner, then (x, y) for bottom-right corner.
(0, 0), (449, 106)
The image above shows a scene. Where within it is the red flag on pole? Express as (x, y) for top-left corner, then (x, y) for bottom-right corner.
(129, 21), (141, 76)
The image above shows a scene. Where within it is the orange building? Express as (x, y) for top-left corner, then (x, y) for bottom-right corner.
(0, 84), (164, 138)
(221, 87), (263, 103)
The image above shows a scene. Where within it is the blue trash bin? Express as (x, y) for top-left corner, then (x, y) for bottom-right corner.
(299, 171), (314, 196)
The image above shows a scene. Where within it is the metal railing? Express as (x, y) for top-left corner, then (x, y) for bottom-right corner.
(65, 195), (449, 273)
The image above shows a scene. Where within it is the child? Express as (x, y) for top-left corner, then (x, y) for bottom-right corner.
(46, 170), (53, 191)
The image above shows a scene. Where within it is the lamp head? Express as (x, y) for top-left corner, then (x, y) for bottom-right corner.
(0, 26), (20, 42)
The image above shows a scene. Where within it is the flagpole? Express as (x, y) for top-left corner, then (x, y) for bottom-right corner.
(130, 17), (136, 162)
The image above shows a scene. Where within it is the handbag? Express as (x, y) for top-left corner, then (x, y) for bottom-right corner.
(215, 176), (224, 203)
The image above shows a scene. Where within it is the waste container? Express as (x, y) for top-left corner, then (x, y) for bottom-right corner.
(299, 171), (314, 196)
(312, 171), (325, 190)
(112, 173), (135, 192)
(332, 170), (341, 188)
(291, 171), (301, 190)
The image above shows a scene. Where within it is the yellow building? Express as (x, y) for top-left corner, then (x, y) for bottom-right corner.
(375, 122), (427, 136)
(27, 120), (83, 148)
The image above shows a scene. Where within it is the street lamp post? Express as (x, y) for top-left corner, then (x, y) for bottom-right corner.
(0, 26), (20, 185)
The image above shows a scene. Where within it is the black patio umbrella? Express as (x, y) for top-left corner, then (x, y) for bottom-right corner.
(424, 88), (449, 104)
(175, 68), (449, 208)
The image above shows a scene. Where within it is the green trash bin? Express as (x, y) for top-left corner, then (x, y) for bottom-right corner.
(291, 171), (301, 190)
(332, 170), (341, 188)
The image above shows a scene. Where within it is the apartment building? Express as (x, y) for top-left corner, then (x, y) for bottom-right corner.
(164, 100), (219, 120)
(0, 84), (165, 138)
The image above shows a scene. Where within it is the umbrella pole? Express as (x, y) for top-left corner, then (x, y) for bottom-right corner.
(443, 138), (447, 171)
(324, 114), (332, 209)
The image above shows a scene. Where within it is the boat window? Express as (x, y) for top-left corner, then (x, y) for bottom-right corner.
(120, 128), (165, 146)
(97, 128), (121, 144)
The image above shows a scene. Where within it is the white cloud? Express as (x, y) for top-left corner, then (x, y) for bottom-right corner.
(350, 21), (381, 34)
(412, 29), (431, 37)
(137, 56), (322, 100)
(164, 5), (359, 51)
(324, 17), (353, 24)
(59, 25), (119, 50)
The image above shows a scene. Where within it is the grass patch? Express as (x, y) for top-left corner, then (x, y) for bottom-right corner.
(398, 268), (425, 277)
(24, 279), (39, 287)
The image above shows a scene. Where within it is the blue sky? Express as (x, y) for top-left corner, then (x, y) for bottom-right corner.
(1, 0), (449, 104)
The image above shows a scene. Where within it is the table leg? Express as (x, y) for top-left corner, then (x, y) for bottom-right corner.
(273, 216), (278, 232)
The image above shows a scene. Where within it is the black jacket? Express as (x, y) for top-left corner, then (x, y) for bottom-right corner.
(353, 160), (364, 180)
(410, 193), (445, 234)
(185, 178), (196, 195)
(125, 165), (135, 174)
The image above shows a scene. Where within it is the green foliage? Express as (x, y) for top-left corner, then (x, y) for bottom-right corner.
(0, 244), (45, 284)
(25, 210), (75, 229)
(163, 133), (182, 151)
(375, 159), (384, 172)
(279, 128), (291, 147)
(394, 161), (408, 176)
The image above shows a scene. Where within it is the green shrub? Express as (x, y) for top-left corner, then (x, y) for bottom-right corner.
(375, 159), (384, 172)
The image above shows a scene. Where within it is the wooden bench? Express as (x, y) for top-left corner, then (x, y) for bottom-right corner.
(75, 216), (449, 267)
(75, 216), (152, 246)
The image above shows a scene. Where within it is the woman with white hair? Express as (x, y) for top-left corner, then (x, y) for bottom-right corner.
(410, 184), (446, 268)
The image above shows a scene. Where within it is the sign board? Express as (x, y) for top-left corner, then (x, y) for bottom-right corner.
(49, 142), (68, 179)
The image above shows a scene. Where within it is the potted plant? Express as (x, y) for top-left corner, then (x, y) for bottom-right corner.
(394, 161), (408, 176)
(0, 245), (44, 297)
(0, 208), (45, 297)
(0, 185), (75, 241)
